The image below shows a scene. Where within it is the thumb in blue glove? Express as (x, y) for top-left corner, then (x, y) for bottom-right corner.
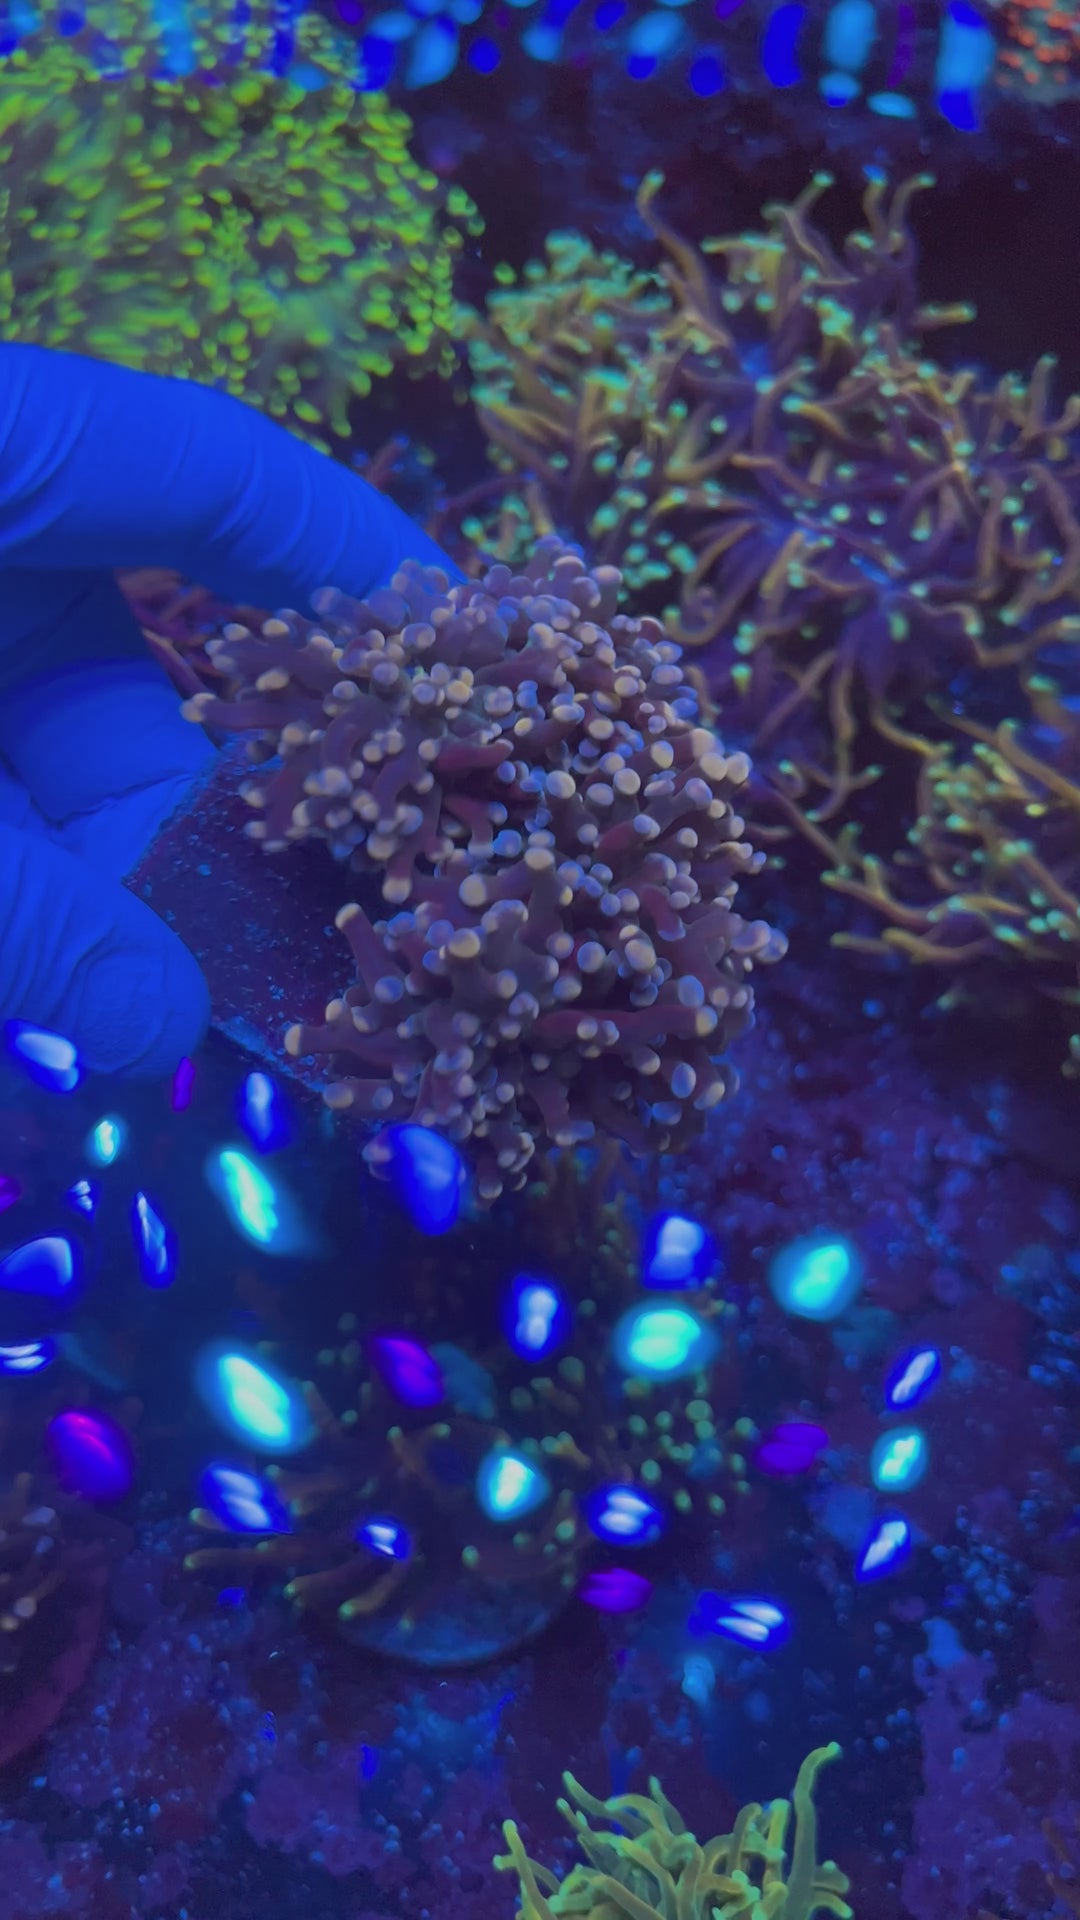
(0, 345), (457, 1079)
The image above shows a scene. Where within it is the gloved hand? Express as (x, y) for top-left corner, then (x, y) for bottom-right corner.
(0, 345), (456, 1079)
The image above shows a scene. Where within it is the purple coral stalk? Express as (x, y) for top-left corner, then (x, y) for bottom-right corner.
(183, 537), (784, 1199)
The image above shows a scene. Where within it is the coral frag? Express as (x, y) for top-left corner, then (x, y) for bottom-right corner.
(183, 537), (784, 1198)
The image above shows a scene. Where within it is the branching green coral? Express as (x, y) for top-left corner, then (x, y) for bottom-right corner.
(776, 673), (1080, 1072)
(496, 1743), (852, 1919)
(451, 172), (1080, 1068)
(456, 172), (1080, 817)
(0, 0), (481, 447)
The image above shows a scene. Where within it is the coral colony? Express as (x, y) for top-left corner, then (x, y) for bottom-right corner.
(181, 536), (786, 1198)
(457, 171), (1080, 1068)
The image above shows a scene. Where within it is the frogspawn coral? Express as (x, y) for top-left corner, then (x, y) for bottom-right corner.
(497, 1744), (852, 1918)
(182, 537), (784, 1199)
(0, 0), (480, 448)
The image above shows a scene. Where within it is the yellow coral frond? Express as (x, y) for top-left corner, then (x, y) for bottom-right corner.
(496, 1748), (853, 1919)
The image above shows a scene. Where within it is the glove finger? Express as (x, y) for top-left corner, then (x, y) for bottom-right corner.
(0, 821), (209, 1077)
(0, 346), (461, 628)
(0, 754), (39, 834)
(0, 571), (215, 869)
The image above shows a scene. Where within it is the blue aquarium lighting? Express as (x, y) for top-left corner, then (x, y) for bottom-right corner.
(476, 1446), (551, 1522)
(885, 1346), (941, 1411)
(0, 1338), (56, 1375)
(407, 17), (459, 84)
(369, 1333), (446, 1409)
(358, 1515), (413, 1560)
(756, 1420), (829, 1478)
(151, 0), (196, 73)
(132, 1192), (176, 1288)
(612, 1303), (718, 1380)
(0, 1234), (79, 1299)
(855, 1512), (912, 1582)
(5, 1021), (80, 1093)
(625, 5), (680, 69)
(351, 30), (383, 84)
(768, 1233), (862, 1321)
(503, 1275), (570, 1359)
(207, 1148), (279, 1247)
(691, 1591), (791, 1648)
(580, 1566), (653, 1612)
(195, 1342), (314, 1456)
(199, 1463), (293, 1534)
(760, 1), (805, 88)
(583, 1483), (664, 1546)
(467, 31), (500, 66)
(382, 1124), (464, 1235)
(171, 1056), (196, 1113)
(688, 48), (724, 94)
(47, 1407), (134, 1503)
(820, 70), (859, 103)
(0, 0), (1018, 123)
(205, 1148), (317, 1257)
(871, 1427), (928, 1493)
(86, 1115), (127, 1168)
(866, 89), (917, 116)
(935, 0), (993, 129)
(642, 1211), (715, 1289)
(822, 0), (875, 74)
(238, 1072), (291, 1153)
(66, 1178), (98, 1220)
(886, 0), (917, 84)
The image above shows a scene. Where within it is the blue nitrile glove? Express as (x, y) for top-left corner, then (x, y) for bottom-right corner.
(0, 344), (456, 1078)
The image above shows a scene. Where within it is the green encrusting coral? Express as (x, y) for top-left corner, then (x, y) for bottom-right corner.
(496, 1743), (853, 1918)
(0, 1), (481, 448)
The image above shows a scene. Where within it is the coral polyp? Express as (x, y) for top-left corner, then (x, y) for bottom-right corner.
(183, 536), (784, 1197)
(497, 1744), (852, 1919)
